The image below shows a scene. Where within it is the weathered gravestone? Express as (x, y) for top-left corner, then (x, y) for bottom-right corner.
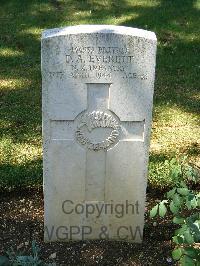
(42, 25), (157, 242)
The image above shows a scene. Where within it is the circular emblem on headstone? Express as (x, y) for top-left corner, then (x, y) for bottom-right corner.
(75, 111), (120, 151)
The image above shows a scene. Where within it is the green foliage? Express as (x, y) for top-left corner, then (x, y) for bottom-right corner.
(0, 256), (10, 266)
(149, 152), (199, 189)
(0, 241), (56, 266)
(149, 157), (200, 265)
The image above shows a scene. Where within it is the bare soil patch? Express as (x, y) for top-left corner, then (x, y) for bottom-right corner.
(0, 189), (176, 265)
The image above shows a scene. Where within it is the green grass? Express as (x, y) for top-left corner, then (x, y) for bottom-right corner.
(0, 0), (200, 190)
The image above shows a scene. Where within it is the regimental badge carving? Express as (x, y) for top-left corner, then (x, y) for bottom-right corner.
(75, 111), (120, 151)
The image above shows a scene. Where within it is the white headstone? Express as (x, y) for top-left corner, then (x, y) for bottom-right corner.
(42, 25), (157, 242)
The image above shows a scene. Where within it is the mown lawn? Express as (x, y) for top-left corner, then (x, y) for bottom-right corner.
(0, 0), (199, 191)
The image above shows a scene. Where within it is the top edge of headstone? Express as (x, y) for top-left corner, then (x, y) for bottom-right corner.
(42, 25), (157, 41)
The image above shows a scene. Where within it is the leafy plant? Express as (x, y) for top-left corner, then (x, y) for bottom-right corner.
(0, 240), (56, 266)
(150, 157), (200, 266)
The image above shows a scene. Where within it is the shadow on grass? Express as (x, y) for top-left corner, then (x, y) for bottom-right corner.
(0, 0), (199, 136)
(0, 158), (42, 191)
(119, 0), (200, 119)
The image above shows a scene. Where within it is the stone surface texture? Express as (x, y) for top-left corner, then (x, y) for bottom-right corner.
(42, 25), (157, 242)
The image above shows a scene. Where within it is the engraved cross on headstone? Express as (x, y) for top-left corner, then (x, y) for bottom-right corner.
(51, 83), (144, 202)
